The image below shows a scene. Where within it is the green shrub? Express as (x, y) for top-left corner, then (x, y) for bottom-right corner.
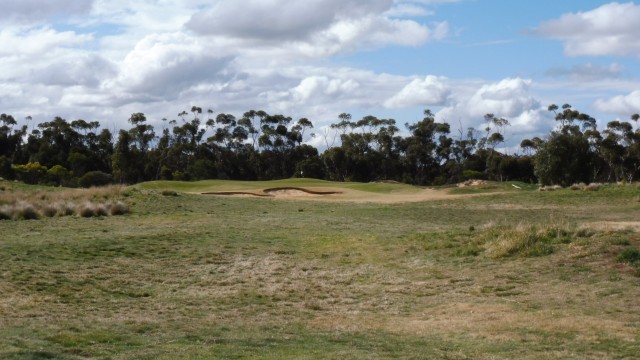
(46, 165), (72, 187)
(617, 248), (640, 264)
(462, 170), (485, 180)
(13, 162), (47, 184)
(161, 190), (178, 196)
(79, 171), (113, 188)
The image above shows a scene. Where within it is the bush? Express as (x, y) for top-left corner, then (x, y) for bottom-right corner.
(161, 190), (178, 196)
(618, 248), (640, 264)
(13, 162), (47, 184)
(0, 155), (15, 180)
(79, 171), (113, 188)
(462, 170), (486, 180)
(46, 165), (72, 187)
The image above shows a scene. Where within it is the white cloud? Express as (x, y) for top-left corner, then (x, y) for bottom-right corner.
(186, 0), (447, 59)
(385, 4), (434, 17)
(111, 32), (235, 100)
(0, 27), (92, 57)
(384, 75), (450, 108)
(292, 76), (360, 102)
(594, 90), (640, 115)
(187, 0), (392, 40)
(466, 78), (539, 118)
(436, 78), (547, 138)
(0, 0), (95, 24)
(536, 2), (640, 57)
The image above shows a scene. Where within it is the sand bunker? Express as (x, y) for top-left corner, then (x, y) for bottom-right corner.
(201, 191), (272, 197)
(202, 187), (342, 198)
(263, 187), (342, 197)
(200, 186), (503, 203)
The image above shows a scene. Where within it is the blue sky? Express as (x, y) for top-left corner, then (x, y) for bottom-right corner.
(1, 0), (639, 150)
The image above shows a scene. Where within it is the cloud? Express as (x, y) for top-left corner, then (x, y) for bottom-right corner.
(32, 54), (116, 87)
(465, 78), (540, 118)
(385, 4), (435, 17)
(436, 78), (547, 138)
(384, 75), (450, 108)
(186, 0), (448, 58)
(187, 0), (391, 40)
(112, 32), (235, 100)
(292, 76), (360, 102)
(536, 2), (640, 57)
(0, 0), (95, 24)
(594, 90), (640, 115)
(545, 63), (623, 81)
(0, 27), (92, 57)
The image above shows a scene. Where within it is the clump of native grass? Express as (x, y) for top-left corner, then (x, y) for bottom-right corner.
(0, 185), (130, 220)
(584, 183), (602, 192)
(538, 185), (562, 192)
(477, 222), (590, 258)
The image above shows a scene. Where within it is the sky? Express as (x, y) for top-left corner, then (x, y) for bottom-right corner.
(1, 0), (640, 150)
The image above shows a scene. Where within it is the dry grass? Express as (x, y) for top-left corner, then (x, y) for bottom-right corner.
(0, 180), (639, 358)
(585, 183), (602, 192)
(481, 223), (574, 258)
(539, 185), (562, 192)
(0, 185), (129, 220)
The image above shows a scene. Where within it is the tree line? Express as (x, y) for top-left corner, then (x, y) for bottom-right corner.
(0, 104), (638, 187)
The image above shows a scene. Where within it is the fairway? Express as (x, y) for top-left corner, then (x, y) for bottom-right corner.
(1, 180), (639, 359)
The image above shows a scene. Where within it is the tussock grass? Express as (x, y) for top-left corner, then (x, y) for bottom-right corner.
(40, 203), (60, 218)
(570, 182), (586, 190)
(107, 201), (130, 216)
(539, 185), (562, 192)
(0, 184), (129, 220)
(481, 223), (575, 258)
(13, 201), (40, 220)
(584, 183), (602, 192)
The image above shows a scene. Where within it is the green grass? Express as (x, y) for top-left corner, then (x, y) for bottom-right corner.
(136, 178), (423, 194)
(1, 179), (640, 359)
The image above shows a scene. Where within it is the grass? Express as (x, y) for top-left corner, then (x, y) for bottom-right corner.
(0, 179), (639, 358)
(0, 184), (129, 220)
